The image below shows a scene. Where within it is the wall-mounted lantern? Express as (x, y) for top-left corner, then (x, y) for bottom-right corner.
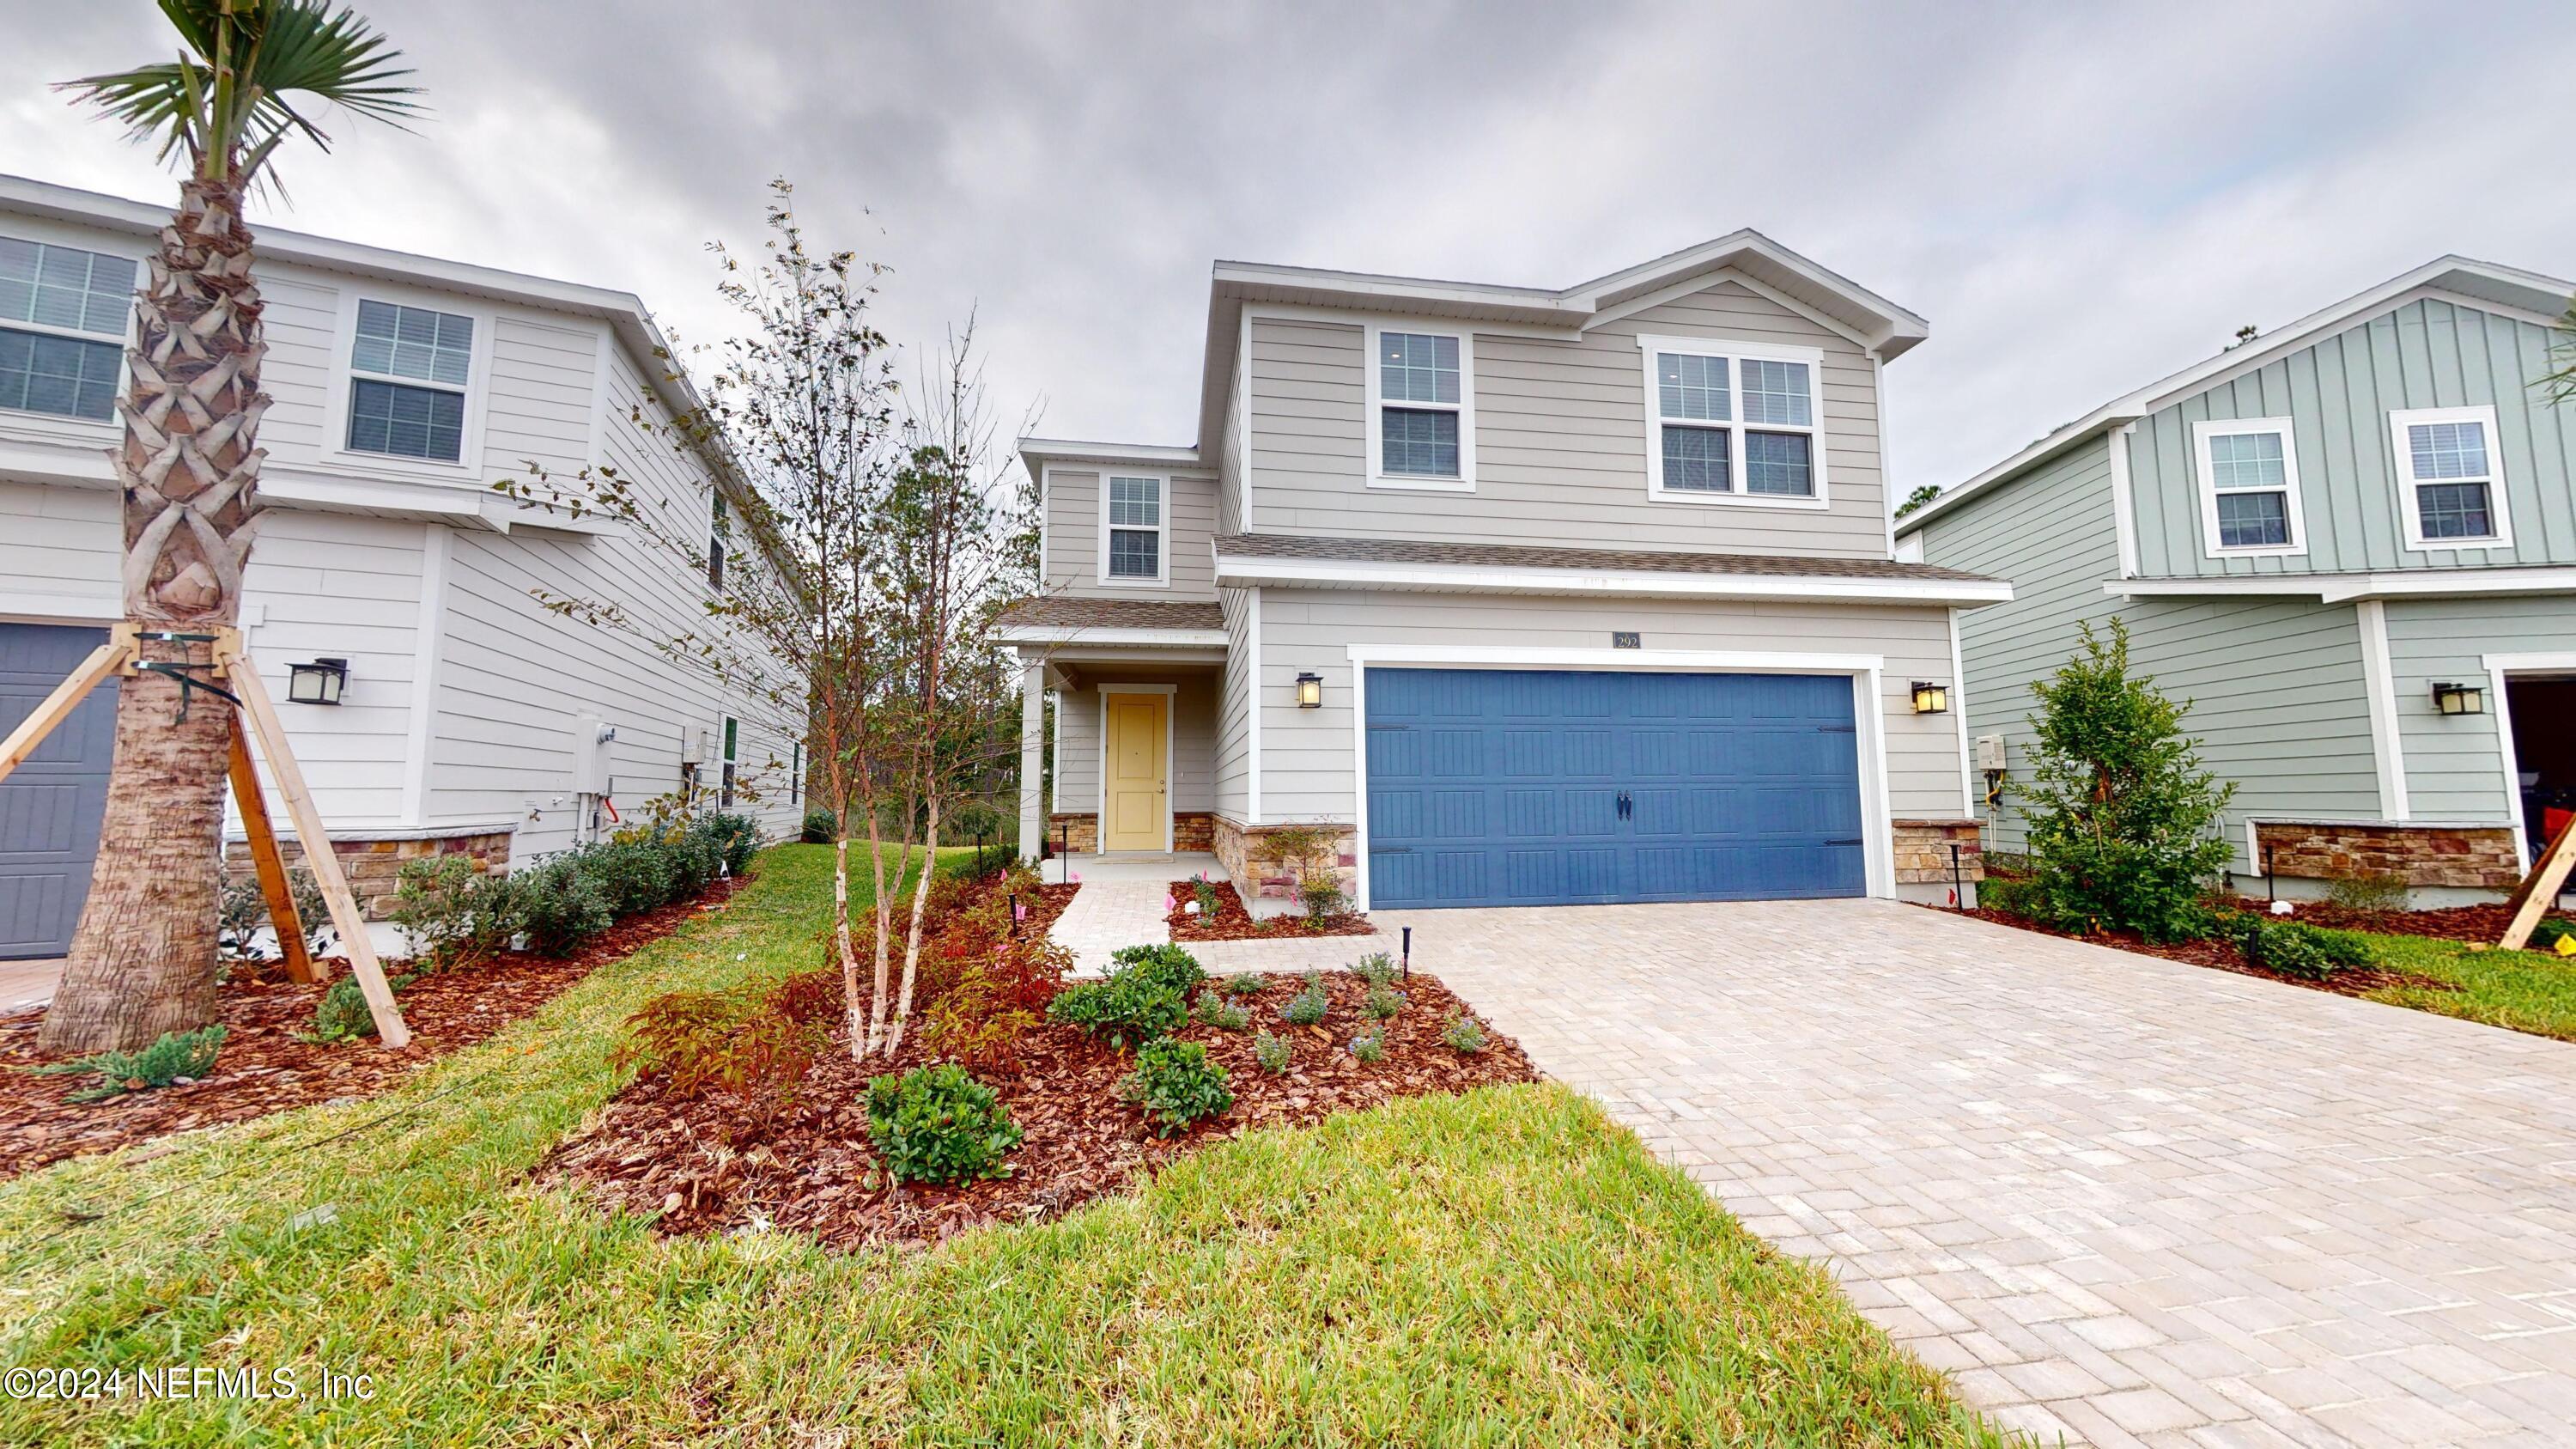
(287, 657), (350, 705)
(1910, 680), (1950, 715)
(2432, 681), (2485, 715)
(1295, 672), (1324, 709)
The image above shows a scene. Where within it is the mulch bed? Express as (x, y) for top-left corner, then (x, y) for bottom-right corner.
(2221, 895), (2572, 946)
(0, 878), (750, 1183)
(1949, 905), (2463, 999)
(550, 968), (1534, 1251)
(1164, 878), (1374, 941)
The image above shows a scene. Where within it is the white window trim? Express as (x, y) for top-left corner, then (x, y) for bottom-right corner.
(0, 230), (140, 430)
(2389, 404), (2513, 552)
(316, 287), (494, 480)
(1634, 333), (1830, 510)
(2190, 416), (2307, 560)
(1097, 681), (1177, 852)
(1363, 321), (1476, 492)
(1095, 471), (1171, 588)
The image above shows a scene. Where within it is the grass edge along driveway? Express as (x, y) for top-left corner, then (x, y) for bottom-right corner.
(1, 844), (2016, 1447)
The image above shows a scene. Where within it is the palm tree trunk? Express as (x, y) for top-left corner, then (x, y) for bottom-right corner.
(40, 180), (267, 1056)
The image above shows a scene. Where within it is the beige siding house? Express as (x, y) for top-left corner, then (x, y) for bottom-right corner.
(0, 176), (801, 959)
(1003, 234), (2010, 913)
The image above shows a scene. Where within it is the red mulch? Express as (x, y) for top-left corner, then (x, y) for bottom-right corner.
(549, 968), (1533, 1251)
(0, 878), (749, 1183)
(1948, 905), (2463, 999)
(2221, 895), (2572, 946)
(1164, 878), (1374, 941)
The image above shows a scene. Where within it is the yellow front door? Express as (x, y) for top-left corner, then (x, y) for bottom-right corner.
(1103, 691), (1169, 851)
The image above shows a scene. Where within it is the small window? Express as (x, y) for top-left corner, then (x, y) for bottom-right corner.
(1367, 326), (1473, 487)
(2191, 417), (2305, 558)
(346, 298), (472, 461)
(0, 235), (131, 422)
(720, 715), (739, 807)
(1640, 338), (1823, 503)
(789, 741), (802, 805)
(708, 491), (729, 590)
(2390, 405), (2510, 550)
(1103, 474), (1163, 583)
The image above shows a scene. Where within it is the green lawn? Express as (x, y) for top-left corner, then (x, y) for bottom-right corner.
(2, 844), (2011, 1447)
(2346, 928), (2576, 1043)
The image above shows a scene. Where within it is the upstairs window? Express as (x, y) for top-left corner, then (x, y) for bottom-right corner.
(2391, 405), (2511, 550)
(0, 235), (132, 422)
(2191, 417), (2306, 558)
(347, 299), (471, 461)
(1103, 474), (1164, 583)
(708, 491), (729, 590)
(1365, 325), (1473, 489)
(1639, 336), (1824, 503)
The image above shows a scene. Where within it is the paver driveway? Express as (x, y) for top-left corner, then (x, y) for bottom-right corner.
(1380, 898), (2576, 1449)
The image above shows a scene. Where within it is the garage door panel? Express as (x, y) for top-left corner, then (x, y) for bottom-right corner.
(2, 623), (117, 958)
(1365, 667), (1864, 910)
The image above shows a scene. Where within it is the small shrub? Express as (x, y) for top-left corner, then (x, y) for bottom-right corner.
(1441, 1011), (1488, 1055)
(1193, 989), (1251, 1032)
(697, 812), (762, 877)
(1192, 876), (1222, 917)
(866, 1063), (1022, 1183)
(36, 1025), (228, 1103)
(390, 855), (525, 969)
(1253, 1029), (1292, 1075)
(2239, 920), (2375, 982)
(2324, 872), (2409, 913)
(1364, 984), (1405, 1020)
(307, 971), (418, 1044)
(768, 968), (844, 1029)
(801, 807), (839, 844)
(1978, 875), (2042, 921)
(1108, 942), (1206, 997)
(2532, 919), (2575, 953)
(927, 935), (1070, 1074)
(578, 838), (681, 916)
(1352, 952), (1399, 987)
(1281, 980), (1329, 1026)
(1225, 971), (1268, 996)
(1118, 1038), (1233, 1135)
(218, 864), (337, 964)
(1300, 876), (1348, 922)
(519, 856), (616, 957)
(1047, 971), (1187, 1049)
(1348, 1024), (1386, 1063)
(618, 984), (823, 1142)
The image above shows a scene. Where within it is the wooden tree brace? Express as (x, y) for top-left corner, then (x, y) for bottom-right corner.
(2498, 813), (2576, 953)
(215, 630), (411, 1049)
(0, 624), (137, 789)
(227, 728), (316, 985)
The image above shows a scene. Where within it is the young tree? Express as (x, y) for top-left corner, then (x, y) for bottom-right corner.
(2020, 618), (2236, 942)
(43, 1), (418, 1054)
(1893, 483), (1941, 519)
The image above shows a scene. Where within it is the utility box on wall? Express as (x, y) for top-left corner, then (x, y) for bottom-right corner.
(1976, 734), (2006, 772)
(574, 715), (617, 796)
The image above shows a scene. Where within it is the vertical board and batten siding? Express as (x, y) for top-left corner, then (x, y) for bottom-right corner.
(1918, 435), (2385, 867)
(2383, 595), (2576, 822)
(1213, 587), (1255, 820)
(1048, 671), (1220, 821)
(1042, 468), (1221, 601)
(1253, 590), (1965, 826)
(1243, 278), (1889, 557)
(2129, 298), (2576, 577)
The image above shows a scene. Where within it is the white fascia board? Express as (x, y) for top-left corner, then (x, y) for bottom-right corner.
(1018, 437), (1202, 471)
(993, 625), (1231, 647)
(1215, 553), (2012, 605)
(2106, 566), (2576, 602)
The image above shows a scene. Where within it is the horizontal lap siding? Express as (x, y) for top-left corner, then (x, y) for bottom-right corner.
(2132, 299), (2576, 577)
(0, 481), (118, 605)
(1255, 590), (1963, 825)
(1215, 588), (1253, 819)
(1245, 279), (1888, 558)
(1042, 468), (1220, 601)
(2385, 595), (2576, 822)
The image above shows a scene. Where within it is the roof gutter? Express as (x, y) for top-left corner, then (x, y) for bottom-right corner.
(1214, 552), (2012, 606)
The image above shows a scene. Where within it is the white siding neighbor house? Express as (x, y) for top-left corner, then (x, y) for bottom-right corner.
(0, 175), (803, 959)
(1002, 234), (2011, 913)
(1900, 256), (2576, 906)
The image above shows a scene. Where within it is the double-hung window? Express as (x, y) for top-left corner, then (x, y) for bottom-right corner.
(2390, 405), (2511, 550)
(2191, 417), (2306, 557)
(346, 298), (472, 462)
(1637, 336), (1825, 503)
(720, 715), (739, 807)
(1103, 474), (1165, 584)
(707, 491), (729, 590)
(0, 235), (132, 423)
(1365, 326), (1473, 488)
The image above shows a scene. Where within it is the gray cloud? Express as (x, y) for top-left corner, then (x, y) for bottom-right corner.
(4, 0), (2572, 493)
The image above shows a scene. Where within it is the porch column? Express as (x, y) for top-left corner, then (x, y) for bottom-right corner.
(1018, 656), (1046, 861)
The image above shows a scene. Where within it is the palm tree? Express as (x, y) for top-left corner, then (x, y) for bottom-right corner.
(39, 1), (418, 1054)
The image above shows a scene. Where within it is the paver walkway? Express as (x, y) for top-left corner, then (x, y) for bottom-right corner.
(1382, 898), (2576, 1449)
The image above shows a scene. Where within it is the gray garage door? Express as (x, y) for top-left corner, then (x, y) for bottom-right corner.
(1, 623), (118, 958)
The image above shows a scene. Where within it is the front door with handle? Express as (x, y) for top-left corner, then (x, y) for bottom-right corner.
(1102, 691), (1170, 851)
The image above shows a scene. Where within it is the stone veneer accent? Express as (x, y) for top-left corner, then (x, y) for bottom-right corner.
(1212, 816), (1359, 903)
(1045, 813), (1098, 855)
(1046, 811), (1216, 855)
(2252, 821), (2523, 891)
(1893, 819), (1985, 886)
(222, 828), (513, 921)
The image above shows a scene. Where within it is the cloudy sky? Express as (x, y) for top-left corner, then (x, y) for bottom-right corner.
(5, 1), (2573, 498)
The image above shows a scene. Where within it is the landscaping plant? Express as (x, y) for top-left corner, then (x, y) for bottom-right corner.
(2324, 871), (2411, 914)
(866, 1062), (1023, 1183)
(390, 855), (526, 969)
(34, 1024), (228, 1103)
(1193, 876), (1222, 917)
(2237, 918), (2375, 983)
(1193, 989), (1251, 1032)
(2019, 618), (2236, 942)
(1046, 970), (1188, 1050)
(1349, 1024), (1387, 1063)
(1253, 1029), (1293, 1074)
(1108, 942), (1207, 997)
(1119, 1038), (1234, 1135)
(216, 864), (337, 965)
(802, 807), (839, 844)
(1225, 971), (1268, 996)
(1281, 979), (1330, 1027)
(519, 857), (618, 958)
(307, 971), (418, 1044)
(1441, 1012), (1489, 1055)
(617, 980), (827, 1142)
(1364, 984), (1406, 1020)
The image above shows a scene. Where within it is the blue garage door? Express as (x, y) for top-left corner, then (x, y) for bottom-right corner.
(1364, 668), (1864, 909)
(1, 623), (119, 958)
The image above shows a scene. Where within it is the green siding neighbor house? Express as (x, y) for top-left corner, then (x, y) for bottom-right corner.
(1899, 257), (2576, 905)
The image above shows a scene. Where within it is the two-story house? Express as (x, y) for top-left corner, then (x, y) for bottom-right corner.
(1000, 234), (2012, 913)
(0, 174), (803, 959)
(1899, 256), (2576, 905)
